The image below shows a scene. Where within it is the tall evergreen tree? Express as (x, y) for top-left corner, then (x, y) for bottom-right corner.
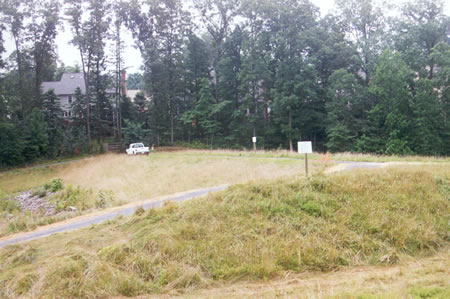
(42, 90), (63, 158)
(360, 50), (414, 155)
(326, 69), (366, 152)
(22, 108), (48, 161)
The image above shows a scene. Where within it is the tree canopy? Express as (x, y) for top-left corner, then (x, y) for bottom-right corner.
(0, 0), (448, 167)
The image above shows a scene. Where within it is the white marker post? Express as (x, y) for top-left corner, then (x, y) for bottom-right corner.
(252, 136), (257, 152)
(298, 141), (312, 177)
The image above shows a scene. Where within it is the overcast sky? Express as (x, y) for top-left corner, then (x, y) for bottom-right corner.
(3, 0), (449, 75)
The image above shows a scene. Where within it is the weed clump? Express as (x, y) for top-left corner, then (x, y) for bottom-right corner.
(41, 178), (63, 193)
(15, 274), (37, 295)
(0, 199), (21, 213)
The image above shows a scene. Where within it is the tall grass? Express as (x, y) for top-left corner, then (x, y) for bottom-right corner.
(0, 153), (318, 201)
(0, 165), (448, 297)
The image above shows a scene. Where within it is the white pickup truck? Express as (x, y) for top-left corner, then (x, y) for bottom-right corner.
(126, 143), (150, 155)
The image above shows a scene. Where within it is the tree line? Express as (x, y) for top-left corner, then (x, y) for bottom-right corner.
(0, 0), (448, 167)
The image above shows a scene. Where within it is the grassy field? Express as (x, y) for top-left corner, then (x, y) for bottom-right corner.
(0, 163), (448, 298)
(0, 152), (329, 237)
(0, 152), (326, 199)
(179, 149), (450, 163)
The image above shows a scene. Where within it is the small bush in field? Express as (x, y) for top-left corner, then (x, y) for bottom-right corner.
(55, 185), (87, 212)
(49, 179), (63, 192)
(95, 190), (113, 209)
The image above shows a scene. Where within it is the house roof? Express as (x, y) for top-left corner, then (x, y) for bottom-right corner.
(42, 73), (86, 95)
(42, 73), (115, 95)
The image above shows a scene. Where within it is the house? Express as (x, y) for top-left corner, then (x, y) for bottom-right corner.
(41, 73), (117, 118)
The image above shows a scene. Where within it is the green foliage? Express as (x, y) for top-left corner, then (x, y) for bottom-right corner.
(22, 108), (49, 161)
(48, 178), (63, 192)
(54, 185), (88, 212)
(0, 199), (21, 213)
(52, 167), (447, 296)
(122, 120), (152, 147)
(0, 121), (24, 167)
(1, 0), (449, 168)
(409, 286), (450, 299)
(126, 73), (143, 90)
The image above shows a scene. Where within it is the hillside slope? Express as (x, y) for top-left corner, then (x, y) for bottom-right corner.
(0, 165), (448, 297)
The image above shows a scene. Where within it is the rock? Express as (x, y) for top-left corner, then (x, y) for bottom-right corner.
(68, 206), (77, 212)
(13, 190), (57, 216)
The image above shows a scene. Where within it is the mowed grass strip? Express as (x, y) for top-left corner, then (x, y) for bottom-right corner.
(0, 165), (448, 297)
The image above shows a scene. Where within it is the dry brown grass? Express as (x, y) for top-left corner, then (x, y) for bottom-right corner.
(1, 153), (326, 203)
(181, 250), (450, 298)
(0, 164), (448, 298)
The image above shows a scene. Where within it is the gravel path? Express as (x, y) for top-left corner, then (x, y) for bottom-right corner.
(0, 185), (227, 248)
(2, 159), (427, 248)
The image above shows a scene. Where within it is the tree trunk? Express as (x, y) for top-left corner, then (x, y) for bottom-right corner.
(289, 110), (293, 152)
(78, 45), (91, 146)
(13, 34), (25, 120)
(170, 98), (174, 144)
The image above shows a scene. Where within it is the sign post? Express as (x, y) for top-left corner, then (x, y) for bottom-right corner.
(298, 141), (312, 177)
(252, 136), (257, 152)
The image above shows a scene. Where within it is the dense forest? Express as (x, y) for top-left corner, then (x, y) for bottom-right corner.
(0, 0), (449, 167)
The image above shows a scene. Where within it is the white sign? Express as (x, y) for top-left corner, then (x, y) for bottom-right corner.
(252, 137), (257, 143)
(298, 141), (312, 154)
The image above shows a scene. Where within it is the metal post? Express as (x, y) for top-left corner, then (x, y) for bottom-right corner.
(253, 141), (256, 152)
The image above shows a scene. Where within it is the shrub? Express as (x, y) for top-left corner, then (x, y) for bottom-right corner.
(95, 191), (114, 209)
(49, 178), (63, 192)
(55, 185), (85, 212)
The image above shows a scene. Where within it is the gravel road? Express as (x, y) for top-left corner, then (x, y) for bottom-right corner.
(0, 185), (227, 248)
(1, 159), (414, 248)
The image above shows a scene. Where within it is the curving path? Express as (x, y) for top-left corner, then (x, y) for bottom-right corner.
(3, 159), (436, 248)
(0, 185), (227, 248)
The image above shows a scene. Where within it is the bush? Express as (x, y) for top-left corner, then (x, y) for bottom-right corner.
(95, 191), (114, 209)
(49, 178), (63, 192)
(55, 185), (84, 212)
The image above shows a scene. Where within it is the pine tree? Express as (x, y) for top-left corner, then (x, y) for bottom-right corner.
(42, 90), (63, 158)
(22, 108), (49, 161)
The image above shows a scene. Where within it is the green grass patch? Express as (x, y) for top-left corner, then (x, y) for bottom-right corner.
(0, 166), (448, 297)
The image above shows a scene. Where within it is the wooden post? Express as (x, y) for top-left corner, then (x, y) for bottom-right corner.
(305, 153), (309, 177)
(298, 141), (312, 177)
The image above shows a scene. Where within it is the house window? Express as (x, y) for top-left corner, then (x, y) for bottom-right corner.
(68, 96), (72, 104)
